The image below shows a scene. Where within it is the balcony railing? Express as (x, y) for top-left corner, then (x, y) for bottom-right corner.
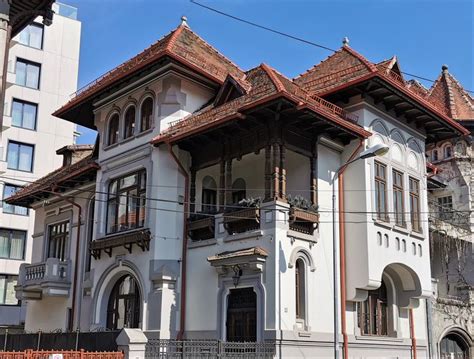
(428, 200), (470, 231)
(16, 258), (71, 300)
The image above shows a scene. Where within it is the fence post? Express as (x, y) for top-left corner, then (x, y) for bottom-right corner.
(217, 339), (222, 358)
(37, 330), (42, 351)
(116, 328), (148, 359)
(3, 328), (7, 351)
(80, 348), (84, 359)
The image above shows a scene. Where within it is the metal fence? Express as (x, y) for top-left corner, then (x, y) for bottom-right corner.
(0, 349), (123, 359)
(145, 340), (276, 359)
(0, 331), (120, 352)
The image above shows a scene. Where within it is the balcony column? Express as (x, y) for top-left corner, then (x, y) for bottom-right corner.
(190, 168), (196, 214)
(272, 143), (280, 199)
(264, 145), (271, 200)
(219, 159), (225, 211)
(310, 150), (318, 206)
(225, 159), (233, 208)
(280, 144), (286, 199)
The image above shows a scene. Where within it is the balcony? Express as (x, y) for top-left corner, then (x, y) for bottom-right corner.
(0, 145), (6, 174)
(2, 115), (11, 131)
(428, 200), (470, 235)
(15, 258), (71, 300)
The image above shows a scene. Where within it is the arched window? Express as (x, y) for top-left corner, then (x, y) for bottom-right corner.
(202, 176), (217, 213)
(108, 114), (119, 145)
(432, 149), (438, 162)
(441, 334), (469, 359)
(124, 106), (136, 139)
(445, 145), (452, 158)
(358, 280), (388, 336)
(106, 274), (140, 330)
(456, 142), (466, 156)
(295, 258), (306, 321)
(140, 97), (153, 132)
(232, 178), (246, 204)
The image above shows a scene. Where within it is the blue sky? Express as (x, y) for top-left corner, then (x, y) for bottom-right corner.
(65, 0), (473, 145)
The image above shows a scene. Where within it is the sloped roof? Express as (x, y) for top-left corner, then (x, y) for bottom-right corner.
(152, 63), (371, 144)
(406, 80), (429, 98)
(53, 22), (246, 124)
(5, 153), (98, 206)
(427, 66), (474, 121)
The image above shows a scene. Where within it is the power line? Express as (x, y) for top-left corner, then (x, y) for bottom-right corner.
(190, 0), (474, 93)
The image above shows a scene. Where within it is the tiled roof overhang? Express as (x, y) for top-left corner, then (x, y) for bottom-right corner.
(10, 0), (54, 36)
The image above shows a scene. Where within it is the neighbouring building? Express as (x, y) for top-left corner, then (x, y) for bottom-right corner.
(420, 66), (473, 359)
(7, 18), (470, 358)
(0, 3), (80, 330)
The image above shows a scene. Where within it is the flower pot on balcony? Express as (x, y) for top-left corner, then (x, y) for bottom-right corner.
(289, 207), (319, 235)
(223, 207), (260, 235)
(188, 215), (215, 241)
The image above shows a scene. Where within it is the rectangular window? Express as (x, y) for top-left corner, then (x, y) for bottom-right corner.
(107, 170), (146, 234)
(15, 59), (41, 89)
(47, 221), (69, 261)
(18, 23), (43, 49)
(374, 161), (388, 221)
(7, 141), (34, 172)
(0, 229), (26, 260)
(409, 177), (421, 232)
(392, 170), (405, 226)
(437, 196), (453, 220)
(3, 184), (28, 215)
(11, 99), (37, 130)
(0, 274), (19, 305)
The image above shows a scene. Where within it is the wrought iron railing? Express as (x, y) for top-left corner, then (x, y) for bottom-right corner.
(145, 340), (276, 359)
(428, 200), (470, 230)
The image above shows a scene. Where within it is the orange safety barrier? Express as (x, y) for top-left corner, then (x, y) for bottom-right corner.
(0, 349), (123, 359)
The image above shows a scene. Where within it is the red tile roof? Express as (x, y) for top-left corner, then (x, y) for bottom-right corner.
(53, 23), (246, 120)
(427, 67), (474, 121)
(152, 63), (371, 144)
(5, 154), (99, 206)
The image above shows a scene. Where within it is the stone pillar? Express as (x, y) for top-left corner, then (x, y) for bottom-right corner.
(272, 143), (280, 199)
(0, 0), (10, 136)
(280, 144), (286, 199)
(264, 145), (271, 200)
(310, 152), (318, 206)
(116, 328), (148, 359)
(225, 159), (232, 207)
(219, 159), (225, 211)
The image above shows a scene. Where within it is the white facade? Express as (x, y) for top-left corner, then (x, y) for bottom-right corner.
(0, 3), (80, 329)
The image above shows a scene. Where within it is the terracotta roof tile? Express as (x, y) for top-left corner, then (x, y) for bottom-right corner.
(54, 24), (246, 119)
(6, 154), (99, 205)
(427, 68), (474, 121)
(406, 80), (429, 98)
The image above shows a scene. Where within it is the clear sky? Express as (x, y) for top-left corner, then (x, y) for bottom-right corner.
(64, 0), (473, 145)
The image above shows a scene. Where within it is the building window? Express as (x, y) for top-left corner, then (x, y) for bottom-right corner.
(7, 141), (34, 172)
(432, 149), (438, 162)
(374, 161), (387, 221)
(3, 184), (28, 215)
(85, 198), (95, 273)
(437, 196), (453, 220)
(108, 114), (119, 145)
(107, 170), (146, 234)
(140, 97), (153, 132)
(123, 106), (136, 139)
(444, 146), (452, 158)
(47, 221), (69, 261)
(392, 170), (405, 226)
(107, 274), (140, 330)
(0, 229), (26, 260)
(11, 99), (37, 130)
(18, 23), (43, 49)
(201, 176), (217, 213)
(409, 177), (421, 232)
(232, 178), (246, 204)
(295, 258), (306, 321)
(440, 334), (469, 359)
(15, 59), (41, 89)
(0, 275), (19, 305)
(358, 280), (388, 336)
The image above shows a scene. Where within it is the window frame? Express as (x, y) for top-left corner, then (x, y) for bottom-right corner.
(11, 98), (38, 131)
(107, 113), (120, 146)
(374, 161), (388, 221)
(123, 105), (136, 139)
(7, 140), (35, 172)
(409, 177), (421, 233)
(392, 169), (405, 227)
(106, 170), (147, 234)
(46, 221), (70, 261)
(139, 97), (154, 132)
(0, 274), (20, 306)
(15, 58), (41, 89)
(358, 281), (389, 336)
(2, 184), (29, 216)
(17, 23), (44, 49)
(0, 228), (26, 260)
(106, 274), (141, 330)
(295, 257), (306, 322)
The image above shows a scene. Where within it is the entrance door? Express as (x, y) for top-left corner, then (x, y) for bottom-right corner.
(226, 287), (257, 342)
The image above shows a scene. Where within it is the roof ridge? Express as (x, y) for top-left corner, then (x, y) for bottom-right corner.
(447, 72), (474, 107)
(260, 63), (285, 92)
(341, 46), (378, 72)
(166, 24), (185, 51)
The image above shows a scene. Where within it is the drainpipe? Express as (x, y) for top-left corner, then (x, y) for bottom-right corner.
(409, 308), (417, 359)
(51, 185), (82, 332)
(338, 140), (363, 359)
(167, 143), (189, 340)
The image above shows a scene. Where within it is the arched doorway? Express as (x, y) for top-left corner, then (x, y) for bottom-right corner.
(440, 333), (469, 359)
(106, 274), (141, 330)
(226, 287), (256, 342)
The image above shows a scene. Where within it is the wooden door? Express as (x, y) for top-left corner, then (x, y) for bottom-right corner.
(226, 287), (257, 342)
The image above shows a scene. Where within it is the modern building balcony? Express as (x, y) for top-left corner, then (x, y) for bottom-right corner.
(0, 146), (6, 174)
(15, 258), (71, 300)
(1, 115), (11, 131)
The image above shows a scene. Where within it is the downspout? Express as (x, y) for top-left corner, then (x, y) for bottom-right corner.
(51, 185), (82, 332)
(167, 143), (189, 340)
(338, 140), (363, 359)
(409, 308), (417, 359)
